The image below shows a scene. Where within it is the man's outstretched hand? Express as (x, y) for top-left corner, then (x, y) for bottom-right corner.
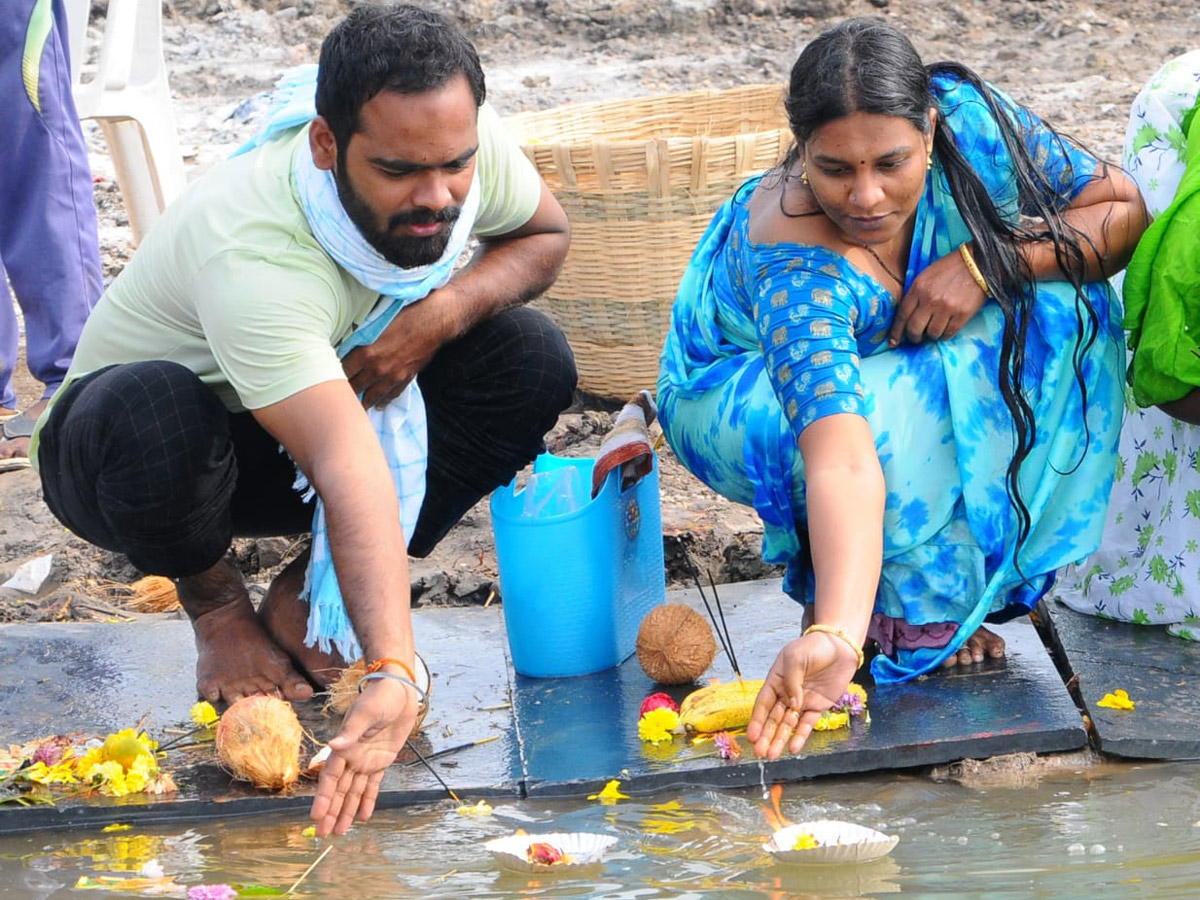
(310, 677), (421, 835)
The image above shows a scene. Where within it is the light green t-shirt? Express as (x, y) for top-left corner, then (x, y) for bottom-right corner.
(31, 103), (541, 463)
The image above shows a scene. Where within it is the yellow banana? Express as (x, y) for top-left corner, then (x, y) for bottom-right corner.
(678, 679), (765, 733)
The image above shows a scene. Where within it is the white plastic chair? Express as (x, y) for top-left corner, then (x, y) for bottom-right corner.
(65, 0), (187, 243)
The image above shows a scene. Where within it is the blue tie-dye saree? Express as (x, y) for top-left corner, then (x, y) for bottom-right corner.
(657, 74), (1125, 683)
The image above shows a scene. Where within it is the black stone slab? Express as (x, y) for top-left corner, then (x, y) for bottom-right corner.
(1, 580), (1089, 833)
(1043, 599), (1200, 760)
(513, 579), (1087, 797)
(0, 608), (519, 834)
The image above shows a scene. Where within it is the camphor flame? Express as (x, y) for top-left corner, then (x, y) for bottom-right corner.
(763, 783), (791, 831)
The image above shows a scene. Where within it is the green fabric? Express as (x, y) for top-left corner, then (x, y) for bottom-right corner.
(1125, 96), (1200, 406)
(21, 0), (53, 113)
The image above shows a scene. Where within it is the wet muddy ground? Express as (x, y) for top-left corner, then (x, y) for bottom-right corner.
(2, 0), (1196, 618)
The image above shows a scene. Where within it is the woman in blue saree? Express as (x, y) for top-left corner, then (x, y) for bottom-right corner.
(657, 18), (1147, 759)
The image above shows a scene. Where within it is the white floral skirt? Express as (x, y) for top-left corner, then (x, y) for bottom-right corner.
(1051, 50), (1200, 639)
(1053, 389), (1200, 640)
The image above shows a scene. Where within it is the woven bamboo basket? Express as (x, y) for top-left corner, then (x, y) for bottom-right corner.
(508, 84), (791, 399)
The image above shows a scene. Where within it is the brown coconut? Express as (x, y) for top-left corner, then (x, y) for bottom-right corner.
(636, 603), (718, 684)
(127, 575), (180, 612)
(215, 694), (303, 790)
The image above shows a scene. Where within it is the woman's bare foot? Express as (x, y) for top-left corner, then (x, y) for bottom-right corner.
(258, 549), (350, 689)
(177, 559), (315, 703)
(942, 625), (1006, 667)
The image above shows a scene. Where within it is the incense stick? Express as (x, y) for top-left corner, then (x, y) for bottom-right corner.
(156, 722), (213, 752)
(690, 561), (740, 679)
(707, 568), (741, 676)
(286, 844), (332, 895)
(406, 740), (461, 803)
(401, 735), (499, 767)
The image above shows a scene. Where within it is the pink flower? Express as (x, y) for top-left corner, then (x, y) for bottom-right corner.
(31, 739), (66, 767)
(188, 885), (237, 900)
(31, 744), (63, 763)
(832, 689), (865, 716)
(713, 731), (741, 760)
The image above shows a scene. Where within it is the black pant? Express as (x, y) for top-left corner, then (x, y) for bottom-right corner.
(38, 307), (576, 577)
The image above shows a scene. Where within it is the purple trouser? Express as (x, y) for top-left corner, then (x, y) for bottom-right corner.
(0, 0), (101, 409)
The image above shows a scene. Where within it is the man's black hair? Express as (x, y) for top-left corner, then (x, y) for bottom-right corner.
(315, 3), (486, 156)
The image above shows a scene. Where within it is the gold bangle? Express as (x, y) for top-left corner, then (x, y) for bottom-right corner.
(958, 243), (990, 296)
(803, 624), (866, 670)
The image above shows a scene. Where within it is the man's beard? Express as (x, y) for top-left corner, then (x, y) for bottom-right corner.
(334, 168), (460, 269)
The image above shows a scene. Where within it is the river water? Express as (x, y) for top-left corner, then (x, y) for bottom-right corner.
(3, 760), (1199, 899)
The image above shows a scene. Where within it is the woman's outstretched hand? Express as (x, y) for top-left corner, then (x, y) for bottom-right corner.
(746, 630), (862, 760)
(888, 247), (987, 346)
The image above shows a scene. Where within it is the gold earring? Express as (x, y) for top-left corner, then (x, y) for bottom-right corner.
(927, 150), (933, 169)
(799, 165), (809, 185)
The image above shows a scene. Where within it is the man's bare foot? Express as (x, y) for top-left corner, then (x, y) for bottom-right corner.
(0, 398), (48, 460)
(258, 549), (350, 689)
(942, 625), (1006, 667)
(177, 559), (314, 703)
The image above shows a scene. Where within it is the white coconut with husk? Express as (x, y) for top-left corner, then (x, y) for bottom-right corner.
(215, 694), (303, 790)
(635, 603), (717, 684)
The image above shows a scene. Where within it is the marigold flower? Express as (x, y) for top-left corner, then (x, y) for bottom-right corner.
(82, 760), (125, 795)
(190, 701), (219, 727)
(792, 831), (819, 850)
(23, 758), (79, 785)
(1097, 689), (1136, 711)
(98, 729), (159, 771)
(456, 799), (493, 816)
(638, 707), (680, 744)
(588, 779), (630, 804)
(80, 740), (159, 797)
(812, 710), (850, 731)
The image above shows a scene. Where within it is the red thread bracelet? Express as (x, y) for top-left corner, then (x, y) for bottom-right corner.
(365, 657), (417, 683)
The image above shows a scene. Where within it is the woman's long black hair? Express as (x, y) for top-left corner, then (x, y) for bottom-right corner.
(780, 17), (1103, 573)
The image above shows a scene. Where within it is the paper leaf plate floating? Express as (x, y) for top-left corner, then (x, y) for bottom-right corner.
(484, 832), (617, 873)
(763, 820), (899, 865)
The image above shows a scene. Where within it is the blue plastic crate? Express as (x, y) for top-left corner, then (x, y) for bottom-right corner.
(490, 452), (666, 678)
